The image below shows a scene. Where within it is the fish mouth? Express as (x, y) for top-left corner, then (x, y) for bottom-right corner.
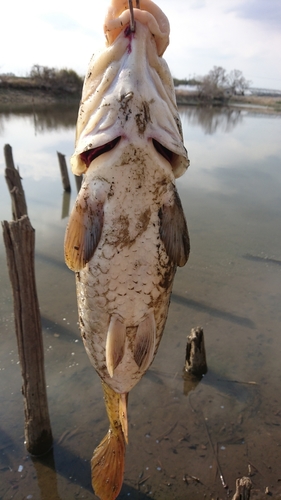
(80, 137), (121, 168)
(152, 139), (174, 165)
(80, 136), (177, 170)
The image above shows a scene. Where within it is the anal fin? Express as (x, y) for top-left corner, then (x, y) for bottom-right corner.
(134, 311), (156, 371)
(106, 316), (126, 378)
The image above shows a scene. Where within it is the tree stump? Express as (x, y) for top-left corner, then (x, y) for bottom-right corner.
(2, 216), (53, 455)
(232, 476), (252, 500)
(185, 326), (207, 376)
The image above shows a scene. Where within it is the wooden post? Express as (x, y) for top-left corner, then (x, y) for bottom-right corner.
(57, 151), (71, 192)
(185, 326), (207, 376)
(232, 476), (252, 500)
(4, 144), (28, 220)
(2, 143), (52, 456)
(2, 216), (53, 455)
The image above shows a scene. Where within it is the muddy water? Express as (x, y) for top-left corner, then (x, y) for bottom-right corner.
(0, 104), (281, 499)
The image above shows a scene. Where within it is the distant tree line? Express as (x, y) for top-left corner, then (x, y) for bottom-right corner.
(0, 65), (83, 95)
(28, 65), (83, 93)
(174, 66), (251, 104)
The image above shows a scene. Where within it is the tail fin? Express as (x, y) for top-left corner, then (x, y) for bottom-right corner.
(91, 427), (125, 500)
(91, 382), (128, 499)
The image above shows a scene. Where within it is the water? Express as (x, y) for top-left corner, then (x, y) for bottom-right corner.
(0, 103), (281, 499)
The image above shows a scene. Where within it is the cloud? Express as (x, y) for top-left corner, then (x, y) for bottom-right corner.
(229, 0), (281, 29)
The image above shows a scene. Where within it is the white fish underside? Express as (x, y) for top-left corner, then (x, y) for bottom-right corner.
(65, 16), (189, 396)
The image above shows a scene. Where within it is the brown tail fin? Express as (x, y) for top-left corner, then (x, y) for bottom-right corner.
(91, 382), (128, 499)
(91, 427), (125, 500)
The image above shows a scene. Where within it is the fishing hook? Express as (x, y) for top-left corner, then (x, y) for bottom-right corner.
(128, 0), (140, 33)
(128, 0), (135, 32)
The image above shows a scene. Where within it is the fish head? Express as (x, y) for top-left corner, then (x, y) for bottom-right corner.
(70, 0), (189, 180)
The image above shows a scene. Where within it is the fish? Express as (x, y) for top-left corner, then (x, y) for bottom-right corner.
(64, 0), (190, 498)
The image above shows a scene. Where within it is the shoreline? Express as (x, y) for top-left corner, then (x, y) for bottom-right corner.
(175, 90), (281, 113)
(0, 87), (281, 114)
(0, 88), (80, 108)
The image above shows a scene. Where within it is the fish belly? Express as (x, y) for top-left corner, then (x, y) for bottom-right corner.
(75, 142), (176, 394)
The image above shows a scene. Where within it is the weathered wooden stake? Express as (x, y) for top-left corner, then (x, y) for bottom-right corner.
(185, 326), (207, 376)
(2, 144), (52, 456)
(2, 216), (53, 455)
(57, 151), (71, 192)
(4, 144), (28, 220)
(232, 476), (252, 500)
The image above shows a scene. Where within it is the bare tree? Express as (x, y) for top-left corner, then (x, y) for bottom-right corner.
(228, 69), (251, 95)
(198, 66), (251, 102)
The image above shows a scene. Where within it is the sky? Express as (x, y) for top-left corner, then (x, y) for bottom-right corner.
(1, 0), (281, 90)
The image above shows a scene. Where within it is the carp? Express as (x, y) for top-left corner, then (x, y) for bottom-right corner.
(64, 0), (189, 498)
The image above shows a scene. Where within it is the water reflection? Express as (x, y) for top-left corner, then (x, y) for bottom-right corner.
(32, 451), (62, 500)
(0, 102), (79, 135)
(0, 102), (245, 138)
(61, 191), (71, 219)
(182, 370), (202, 396)
(179, 105), (244, 134)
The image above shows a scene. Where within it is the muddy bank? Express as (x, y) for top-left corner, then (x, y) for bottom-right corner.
(0, 87), (80, 108)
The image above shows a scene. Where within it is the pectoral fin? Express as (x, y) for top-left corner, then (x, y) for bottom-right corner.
(64, 186), (104, 271)
(134, 312), (156, 371)
(106, 316), (126, 378)
(159, 187), (190, 267)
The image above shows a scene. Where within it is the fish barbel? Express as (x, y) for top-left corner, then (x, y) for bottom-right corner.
(64, 0), (190, 498)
